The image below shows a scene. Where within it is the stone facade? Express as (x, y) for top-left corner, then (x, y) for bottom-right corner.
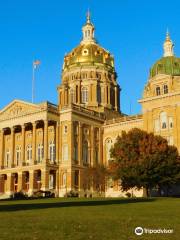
(0, 15), (180, 198)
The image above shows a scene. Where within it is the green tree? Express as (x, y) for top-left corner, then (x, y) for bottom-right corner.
(109, 128), (180, 197)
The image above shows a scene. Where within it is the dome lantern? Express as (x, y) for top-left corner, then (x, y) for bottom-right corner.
(163, 30), (174, 57)
(81, 11), (95, 44)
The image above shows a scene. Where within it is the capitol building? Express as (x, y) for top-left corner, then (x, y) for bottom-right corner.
(0, 13), (180, 198)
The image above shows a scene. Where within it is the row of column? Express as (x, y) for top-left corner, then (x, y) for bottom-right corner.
(0, 120), (59, 168)
(0, 169), (54, 194)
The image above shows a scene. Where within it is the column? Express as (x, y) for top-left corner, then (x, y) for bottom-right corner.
(108, 85), (111, 105)
(70, 122), (73, 162)
(55, 169), (59, 197)
(99, 128), (103, 165)
(61, 90), (64, 108)
(11, 127), (15, 167)
(90, 84), (92, 103)
(29, 170), (34, 195)
(90, 126), (94, 166)
(17, 172), (23, 192)
(104, 85), (107, 106)
(55, 122), (59, 163)
(41, 169), (49, 191)
(78, 122), (82, 165)
(59, 91), (62, 109)
(0, 129), (4, 168)
(59, 123), (62, 163)
(21, 125), (25, 166)
(64, 88), (68, 105)
(32, 122), (37, 165)
(6, 173), (12, 195)
(78, 84), (81, 104)
(44, 120), (48, 163)
(115, 86), (118, 111)
(0, 175), (4, 193)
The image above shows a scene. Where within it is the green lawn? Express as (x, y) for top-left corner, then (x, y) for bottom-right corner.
(0, 197), (179, 240)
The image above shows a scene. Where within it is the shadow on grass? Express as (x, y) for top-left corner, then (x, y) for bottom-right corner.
(0, 198), (156, 212)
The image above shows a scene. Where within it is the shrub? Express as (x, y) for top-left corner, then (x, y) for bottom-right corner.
(125, 192), (131, 198)
(12, 191), (28, 200)
(64, 190), (79, 197)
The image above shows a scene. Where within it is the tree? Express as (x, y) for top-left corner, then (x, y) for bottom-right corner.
(109, 128), (180, 197)
(83, 165), (107, 195)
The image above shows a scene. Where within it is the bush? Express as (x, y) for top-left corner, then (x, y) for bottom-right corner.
(12, 191), (28, 200)
(33, 190), (55, 198)
(64, 190), (79, 197)
(125, 192), (131, 198)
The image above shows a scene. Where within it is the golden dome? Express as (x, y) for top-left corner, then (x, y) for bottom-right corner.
(63, 43), (114, 70)
(63, 12), (114, 71)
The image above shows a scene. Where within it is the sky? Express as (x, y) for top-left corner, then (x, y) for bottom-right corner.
(0, 0), (180, 115)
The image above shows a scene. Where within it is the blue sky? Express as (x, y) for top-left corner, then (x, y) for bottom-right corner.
(0, 0), (180, 114)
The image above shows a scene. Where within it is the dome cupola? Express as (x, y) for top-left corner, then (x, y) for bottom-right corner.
(150, 31), (180, 78)
(58, 12), (121, 115)
(81, 10), (95, 44)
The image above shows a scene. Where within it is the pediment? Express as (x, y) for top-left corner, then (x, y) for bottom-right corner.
(0, 100), (41, 120)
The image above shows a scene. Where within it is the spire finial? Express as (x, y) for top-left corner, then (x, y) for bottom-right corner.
(166, 28), (170, 40)
(163, 29), (174, 57)
(87, 9), (90, 23)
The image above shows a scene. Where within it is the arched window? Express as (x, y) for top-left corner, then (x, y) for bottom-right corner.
(37, 143), (44, 163)
(26, 145), (32, 162)
(160, 112), (167, 129)
(156, 86), (161, 96)
(49, 141), (55, 162)
(83, 141), (88, 165)
(163, 84), (168, 94)
(5, 149), (10, 167)
(81, 87), (88, 103)
(16, 146), (21, 166)
(105, 138), (113, 162)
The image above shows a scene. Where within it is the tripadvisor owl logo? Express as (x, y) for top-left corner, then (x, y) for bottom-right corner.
(135, 227), (144, 235)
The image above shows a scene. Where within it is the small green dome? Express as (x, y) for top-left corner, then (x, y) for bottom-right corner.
(150, 56), (180, 78)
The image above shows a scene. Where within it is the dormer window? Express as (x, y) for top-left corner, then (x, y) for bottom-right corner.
(163, 84), (168, 94)
(156, 86), (161, 96)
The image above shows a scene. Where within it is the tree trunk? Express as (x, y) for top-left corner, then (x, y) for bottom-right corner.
(143, 187), (149, 197)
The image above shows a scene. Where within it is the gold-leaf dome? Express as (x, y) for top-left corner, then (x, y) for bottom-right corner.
(62, 11), (115, 71)
(63, 43), (114, 70)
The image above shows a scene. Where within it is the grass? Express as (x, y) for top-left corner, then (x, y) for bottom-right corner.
(0, 197), (179, 240)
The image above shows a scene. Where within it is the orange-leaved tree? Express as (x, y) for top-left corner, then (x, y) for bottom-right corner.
(110, 128), (180, 197)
